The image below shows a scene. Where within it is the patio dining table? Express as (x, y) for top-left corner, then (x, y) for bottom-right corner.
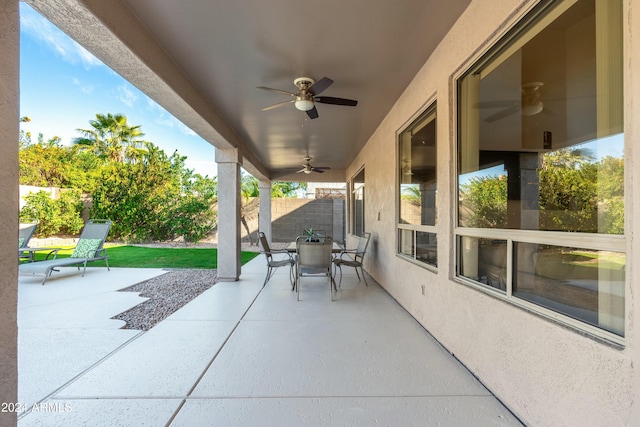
(286, 241), (343, 253)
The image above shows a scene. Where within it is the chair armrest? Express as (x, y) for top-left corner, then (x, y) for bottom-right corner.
(47, 248), (62, 260)
(339, 248), (358, 254)
(266, 249), (294, 260)
(338, 249), (363, 260)
(267, 248), (290, 255)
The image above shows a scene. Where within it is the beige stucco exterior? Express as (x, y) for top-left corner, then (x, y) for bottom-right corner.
(348, 0), (639, 425)
(2, 0), (639, 425)
(0, 1), (19, 425)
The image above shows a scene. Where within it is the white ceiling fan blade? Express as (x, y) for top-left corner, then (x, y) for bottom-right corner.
(256, 86), (296, 97)
(262, 100), (294, 111)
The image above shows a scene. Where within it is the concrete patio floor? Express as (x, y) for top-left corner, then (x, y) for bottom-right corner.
(17, 257), (523, 426)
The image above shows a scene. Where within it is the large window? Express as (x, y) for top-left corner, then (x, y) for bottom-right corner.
(456, 0), (625, 340)
(349, 168), (365, 237)
(398, 104), (437, 267)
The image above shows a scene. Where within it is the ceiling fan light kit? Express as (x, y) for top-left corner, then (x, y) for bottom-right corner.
(521, 82), (544, 116)
(521, 101), (543, 116)
(294, 95), (314, 111)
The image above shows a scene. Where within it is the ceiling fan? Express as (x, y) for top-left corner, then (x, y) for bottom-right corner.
(480, 82), (552, 123)
(257, 77), (358, 119)
(296, 156), (330, 174)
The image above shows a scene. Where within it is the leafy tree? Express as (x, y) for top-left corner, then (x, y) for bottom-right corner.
(20, 189), (84, 237)
(459, 147), (624, 235)
(90, 143), (216, 242)
(595, 156), (624, 234)
(459, 175), (507, 228)
(74, 113), (146, 163)
(271, 181), (307, 197)
(539, 148), (598, 232)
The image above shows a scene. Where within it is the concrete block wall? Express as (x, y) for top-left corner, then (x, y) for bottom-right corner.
(243, 198), (345, 244)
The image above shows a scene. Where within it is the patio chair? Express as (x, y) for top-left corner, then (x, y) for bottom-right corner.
(332, 232), (371, 288)
(295, 235), (336, 301)
(19, 219), (112, 285)
(18, 220), (38, 262)
(258, 231), (295, 289)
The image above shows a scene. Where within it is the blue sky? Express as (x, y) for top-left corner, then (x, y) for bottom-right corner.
(19, 3), (217, 177)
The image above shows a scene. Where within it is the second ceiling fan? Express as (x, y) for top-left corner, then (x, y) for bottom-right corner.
(257, 77), (358, 119)
(296, 156), (330, 174)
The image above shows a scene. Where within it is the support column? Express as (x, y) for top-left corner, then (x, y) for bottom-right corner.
(215, 148), (242, 281)
(0, 0), (20, 424)
(258, 179), (272, 245)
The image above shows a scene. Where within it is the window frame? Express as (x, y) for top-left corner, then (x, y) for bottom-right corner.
(348, 166), (365, 237)
(396, 102), (438, 270)
(453, 0), (626, 345)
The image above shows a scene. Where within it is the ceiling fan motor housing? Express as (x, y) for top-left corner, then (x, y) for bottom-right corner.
(293, 77), (315, 90)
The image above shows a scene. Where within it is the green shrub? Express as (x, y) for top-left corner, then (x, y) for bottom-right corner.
(20, 189), (84, 237)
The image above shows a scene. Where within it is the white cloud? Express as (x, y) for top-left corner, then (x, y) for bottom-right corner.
(20, 4), (103, 69)
(72, 77), (95, 95)
(118, 84), (139, 107)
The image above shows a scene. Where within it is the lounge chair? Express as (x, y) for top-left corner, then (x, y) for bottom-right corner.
(19, 219), (112, 285)
(18, 220), (38, 262)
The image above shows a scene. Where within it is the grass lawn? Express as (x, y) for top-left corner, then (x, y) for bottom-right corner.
(29, 245), (260, 269)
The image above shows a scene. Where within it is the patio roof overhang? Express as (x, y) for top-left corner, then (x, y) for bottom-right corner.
(25, 0), (471, 182)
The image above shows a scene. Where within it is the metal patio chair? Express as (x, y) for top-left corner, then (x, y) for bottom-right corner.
(332, 232), (371, 288)
(258, 231), (295, 289)
(295, 235), (336, 301)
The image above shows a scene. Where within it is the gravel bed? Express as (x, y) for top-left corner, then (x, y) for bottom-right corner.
(112, 269), (218, 331)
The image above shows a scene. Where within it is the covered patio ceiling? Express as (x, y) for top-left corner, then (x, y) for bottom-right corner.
(26, 0), (471, 182)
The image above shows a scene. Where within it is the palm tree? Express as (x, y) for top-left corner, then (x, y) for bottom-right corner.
(401, 184), (422, 206)
(74, 113), (146, 163)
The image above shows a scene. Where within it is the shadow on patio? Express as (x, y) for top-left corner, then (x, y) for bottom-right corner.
(17, 257), (522, 426)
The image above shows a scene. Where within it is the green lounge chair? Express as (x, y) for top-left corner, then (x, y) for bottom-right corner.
(19, 219), (112, 285)
(18, 220), (38, 262)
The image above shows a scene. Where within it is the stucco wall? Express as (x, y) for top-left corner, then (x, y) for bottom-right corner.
(349, 0), (639, 425)
(0, 1), (20, 425)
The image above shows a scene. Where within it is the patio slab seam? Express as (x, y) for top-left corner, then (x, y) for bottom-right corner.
(17, 330), (146, 421)
(164, 283), (267, 425)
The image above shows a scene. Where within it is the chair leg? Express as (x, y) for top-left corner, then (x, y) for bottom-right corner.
(329, 273), (334, 302)
(337, 265), (343, 288)
(42, 267), (53, 285)
(360, 266), (368, 286)
(262, 266), (273, 288)
(296, 266), (301, 301)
